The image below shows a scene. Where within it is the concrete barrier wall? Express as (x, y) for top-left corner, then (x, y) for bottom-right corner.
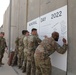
(27, 0), (67, 75)
(18, 0), (27, 36)
(3, 0), (27, 50)
(28, 0), (67, 21)
(10, 0), (27, 50)
(3, 0), (76, 75)
(10, 0), (20, 50)
(67, 0), (76, 75)
(3, 7), (10, 47)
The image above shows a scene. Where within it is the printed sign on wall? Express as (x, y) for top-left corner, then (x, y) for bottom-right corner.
(27, 18), (40, 34)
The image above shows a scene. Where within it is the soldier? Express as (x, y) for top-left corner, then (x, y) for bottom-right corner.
(22, 30), (29, 73)
(18, 30), (27, 68)
(34, 32), (68, 75)
(0, 32), (7, 66)
(11, 37), (20, 66)
(26, 28), (41, 75)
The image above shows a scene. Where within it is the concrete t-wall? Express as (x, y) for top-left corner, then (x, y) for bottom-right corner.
(10, 0), (27, 50)
(3, 7), (10, 47)
(27, 0), (67, 75)
(67, 0), (76, 75)
(27, 0), (76, 75)
(10, 0), (20, 50)
(3, 0), (76, 75)
(28, 0), (67, 22)
(28, 0), (40, 21)
(18, 0), (27, 36)
(3, 0), (27, 51)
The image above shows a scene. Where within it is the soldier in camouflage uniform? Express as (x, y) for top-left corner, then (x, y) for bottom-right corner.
(22, 30), (29, 73)
(34, 32), (68, 75)
(26, 28), (41, 75)
(11, 37), (20, 66)
(18, 30), (27, 68)
(0, 32), (7, 66)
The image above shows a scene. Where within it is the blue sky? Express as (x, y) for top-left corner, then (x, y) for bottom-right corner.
(0, 0), (9, 27)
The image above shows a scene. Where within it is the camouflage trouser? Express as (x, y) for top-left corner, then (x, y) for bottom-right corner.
(34, 57), (52, 75)
(12, 51), (18, 66)
(18, 47), (24, 67)
(26, 51), (36, 75)
(22, 50), (27, 71)
(0, 49), (5, 63)
(18, 52), (24, 67)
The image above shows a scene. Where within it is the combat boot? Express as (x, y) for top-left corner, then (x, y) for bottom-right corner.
(22, 66), (26, 73)
(1, 62), (4, 65)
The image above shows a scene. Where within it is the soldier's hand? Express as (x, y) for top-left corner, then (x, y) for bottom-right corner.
(44, 35), (48, 38)
(62, 38), (66, 44)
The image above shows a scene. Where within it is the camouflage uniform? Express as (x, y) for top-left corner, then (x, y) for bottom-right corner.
(0, 37), (7, 65)
(26, 35), (41, 75)
(12, 37), (20, 66)
(18, 35), (25, 68)
(34, 37), (68, 75)
(22, 36), (28, 72)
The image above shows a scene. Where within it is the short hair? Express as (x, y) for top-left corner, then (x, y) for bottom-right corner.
(0, 32), (5, 35)
(31, 28), (37, 32)
(22, 30), (28, 35)
(52, 32), (59, 38)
